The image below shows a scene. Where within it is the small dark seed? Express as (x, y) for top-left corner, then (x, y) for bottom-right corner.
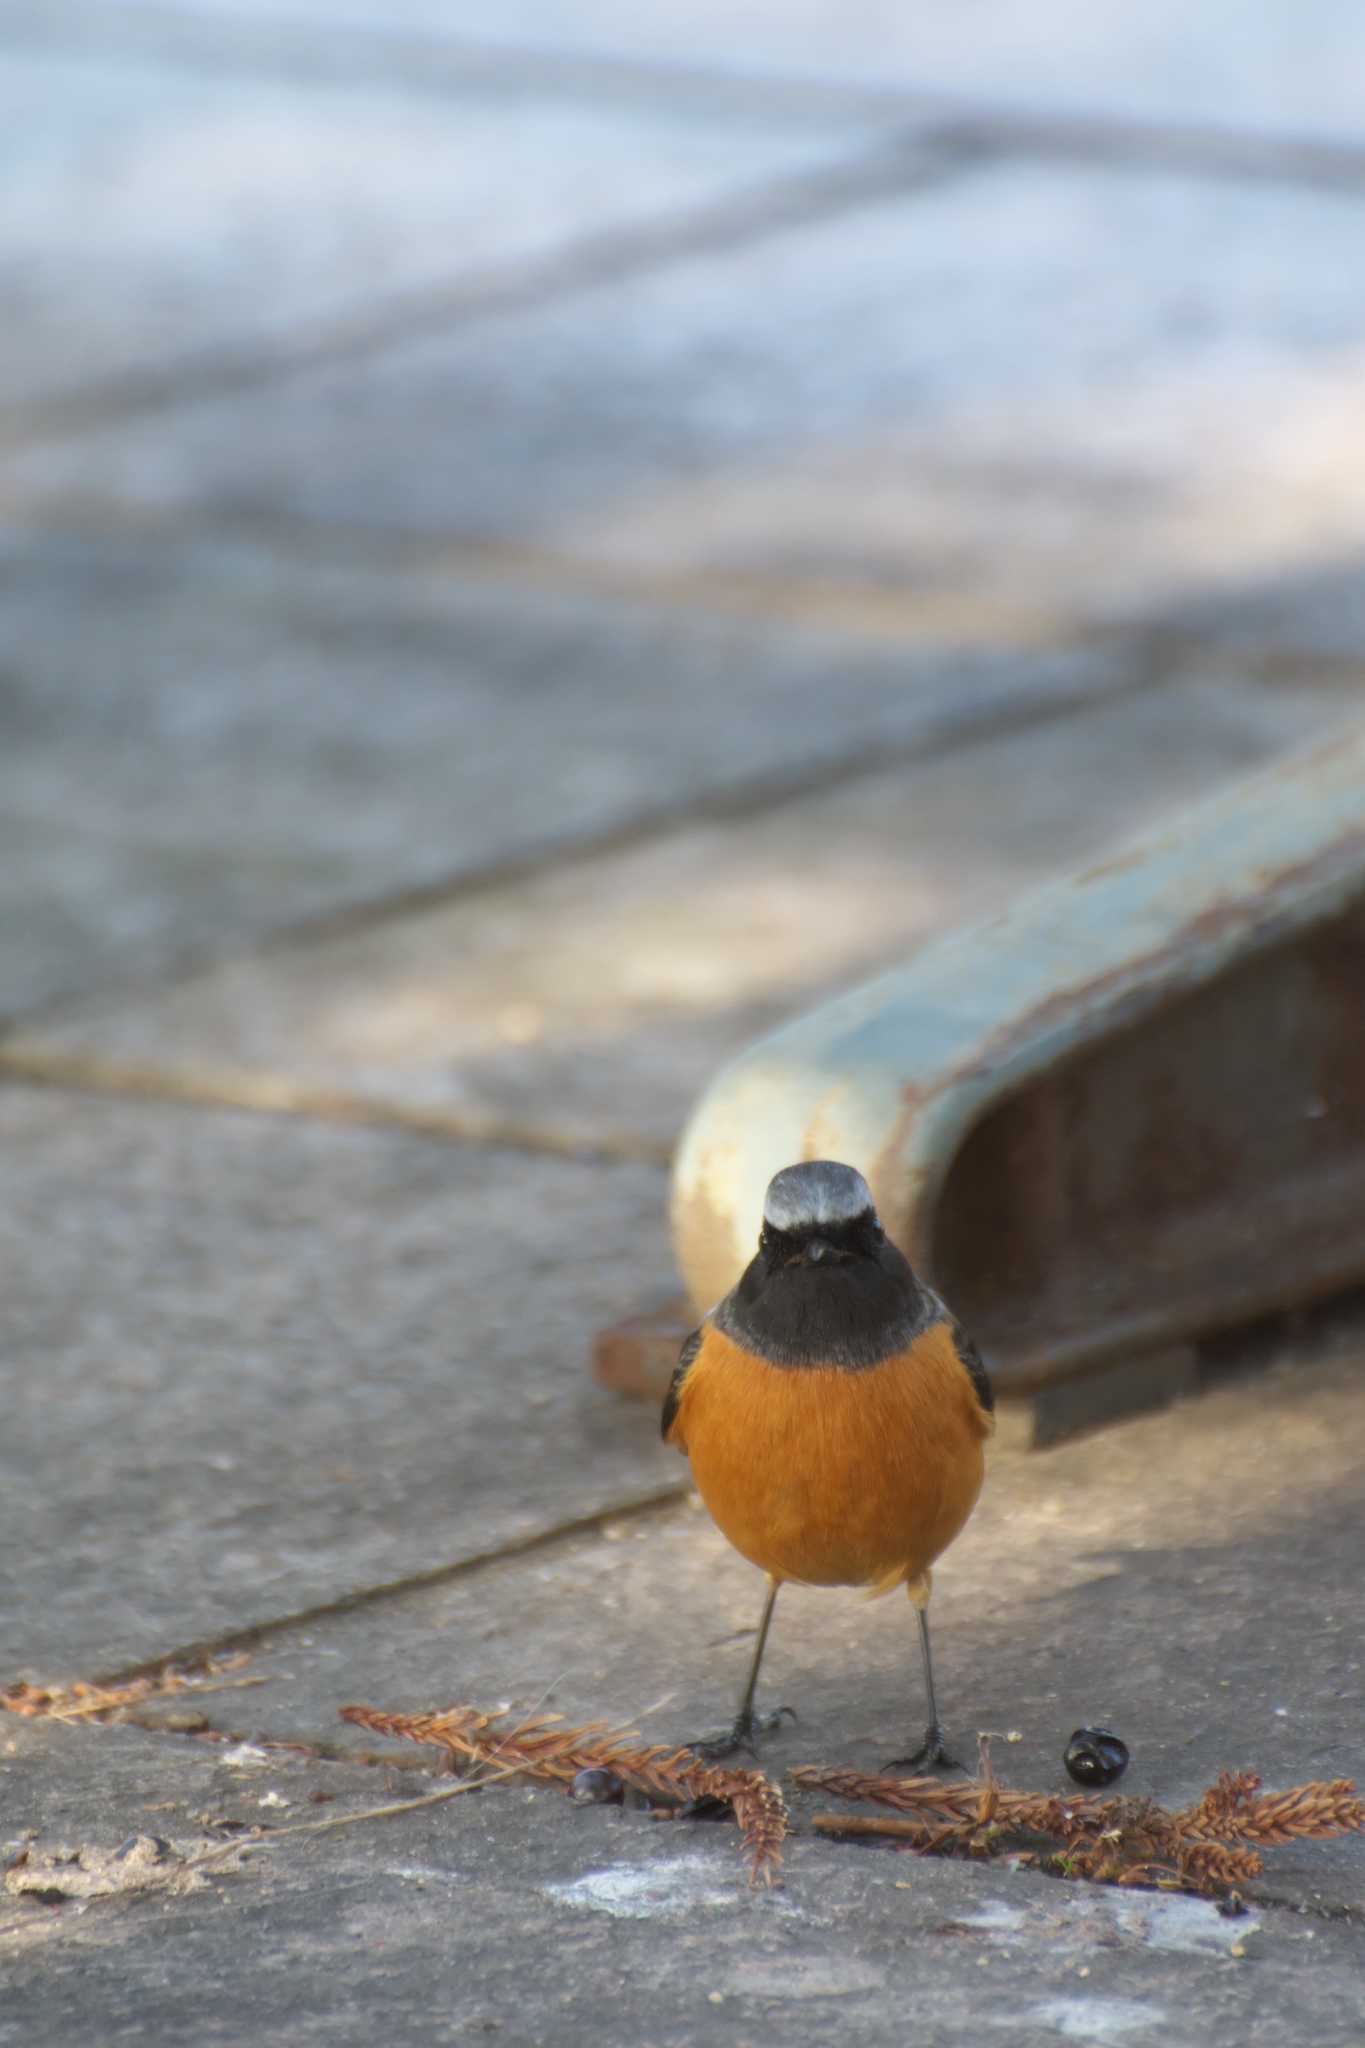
(569, 1768), (624, 1806)
(1063, 1727), (1130, 1787)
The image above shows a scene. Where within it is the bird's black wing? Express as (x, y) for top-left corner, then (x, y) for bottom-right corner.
(952, 1323), (994, 1415)
(660, 1326), (703, 1442)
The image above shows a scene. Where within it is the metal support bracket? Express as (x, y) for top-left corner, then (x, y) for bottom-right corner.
(668, 726), (1365, 1427)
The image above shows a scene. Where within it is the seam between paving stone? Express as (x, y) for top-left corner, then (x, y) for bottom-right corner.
(11, 82), (1365, 452)
(0, 495), (1088, 650)
(0, 135), (978, 452)
(12, 0), (1365, 199)
(0, 648), (1184, 1052)
(0, 495), (1122, 651)
(80, 1486), (693, 1691)
(0, 1056), (679, 1166)
(15, 499), (1365, 678)
(10, 4), (909, 122)
(2, 633), (1354, 1084)
(1, 637), (1354, 1144)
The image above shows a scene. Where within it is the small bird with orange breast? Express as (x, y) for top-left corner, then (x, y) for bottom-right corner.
(662, 1159), (993, 1765)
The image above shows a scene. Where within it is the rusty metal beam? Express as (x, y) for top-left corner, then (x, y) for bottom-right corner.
(669, 725), (1365, 1421)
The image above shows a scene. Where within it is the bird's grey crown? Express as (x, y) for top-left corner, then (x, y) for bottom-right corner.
(762, 1160), (876, 1233)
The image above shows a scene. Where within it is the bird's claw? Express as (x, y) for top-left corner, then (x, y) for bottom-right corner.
(882, 1724), (962, 1775)
(692, 1704), (796, 1762)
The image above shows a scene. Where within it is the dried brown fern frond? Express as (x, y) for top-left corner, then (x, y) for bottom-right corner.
(340, 1703), (693, 1801)
(2, 1675), (173, 1721)
(1, 1655), (251, 1724)
(339, 1702), (786, 1887)
(794, 1765), (1110, 1836)
(801, 1752), (1365, 1898)
(1182, 1771), (1365, 1847)
(719, 1768), (789, 1888)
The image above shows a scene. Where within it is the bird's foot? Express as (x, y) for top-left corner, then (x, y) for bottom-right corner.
(882, 1724), (963, 1775)
(692, 1705), (796, 1763)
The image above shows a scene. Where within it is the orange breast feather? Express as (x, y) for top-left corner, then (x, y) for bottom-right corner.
(668, 1321), (990, 1591)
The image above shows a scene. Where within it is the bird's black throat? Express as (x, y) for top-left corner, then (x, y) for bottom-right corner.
(712, 1216), (939, 1371)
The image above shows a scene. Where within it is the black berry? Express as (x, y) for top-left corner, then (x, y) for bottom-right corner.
(1064, 1727), (1129, 1787)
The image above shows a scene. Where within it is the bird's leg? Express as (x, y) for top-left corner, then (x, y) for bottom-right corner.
(883, 1580), (962, 1773)
(693, 1577), (793, 1760)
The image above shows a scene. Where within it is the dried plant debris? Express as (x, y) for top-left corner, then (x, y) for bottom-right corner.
(9, 1665), (1354, 1907)
(1, 1656), (257, 1726)
(797, 1753), (1365, 1898)
(340, 1702), (787, 1887)
(4, 1833), (246, 1906)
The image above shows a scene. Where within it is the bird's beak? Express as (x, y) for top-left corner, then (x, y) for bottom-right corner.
(804, 1238), (831, 1263)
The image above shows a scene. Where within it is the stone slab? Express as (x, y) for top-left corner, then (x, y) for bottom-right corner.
(0, 1086), (680, 1677)
(0, 531), (1106, 1018)
(0, 39), (864, 414)
(12, 665), (1357, 1152)
(12, 162), (1365, 654)
(9, 1710), (1362, 2048)
(23, 0), (1365, 139)
(6, 1341), (1360, 2043)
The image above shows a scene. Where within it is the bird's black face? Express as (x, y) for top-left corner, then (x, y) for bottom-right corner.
(756, 1206), (885, 1273)
(712, 1160), (935, 1371)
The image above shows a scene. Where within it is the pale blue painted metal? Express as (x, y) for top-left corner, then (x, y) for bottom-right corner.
(671, 723), (1365, 1351)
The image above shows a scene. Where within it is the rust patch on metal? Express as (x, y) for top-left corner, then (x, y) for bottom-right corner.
(876, 828), (1365, 1224)
(966, 827), (1365, 1093)
(929, 895), (1365, 1393)
(1073, 844), (1150, 887)
(869, 1077), (954, 1267)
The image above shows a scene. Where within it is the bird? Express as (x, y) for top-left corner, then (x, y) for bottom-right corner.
(662, 1158), (993, 1767)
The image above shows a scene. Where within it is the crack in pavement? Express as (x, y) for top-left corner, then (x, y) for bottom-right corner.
(78, 1484), (692, 1693)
